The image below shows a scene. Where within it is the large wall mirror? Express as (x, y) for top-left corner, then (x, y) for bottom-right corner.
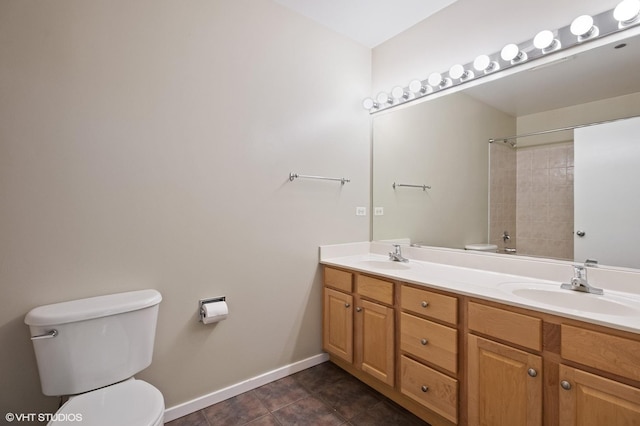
(372, 30), (640, 270)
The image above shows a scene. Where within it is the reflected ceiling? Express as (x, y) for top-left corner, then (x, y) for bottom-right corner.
(464, 34), (640, 116)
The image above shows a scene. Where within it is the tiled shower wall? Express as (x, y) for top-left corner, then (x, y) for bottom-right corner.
(490, 141), (575, 260)
(516, 142), (574, 260)
(489, 143), (517, 250)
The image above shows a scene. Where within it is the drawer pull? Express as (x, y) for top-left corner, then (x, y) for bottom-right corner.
(356, 307), (362, 312)
(527, 368), (538, 378)
(561, 380), (572, 390)
(421, 301), (429, 308)
(345, 303), (350, 308)
(420, 338), (429, 345)
(421, 385), (429, 392)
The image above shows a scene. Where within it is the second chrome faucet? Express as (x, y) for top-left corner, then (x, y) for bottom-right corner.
(560, 263), (604, 295)
(389, 244), (409, 262)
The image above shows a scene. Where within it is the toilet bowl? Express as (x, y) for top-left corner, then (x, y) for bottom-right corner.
(51, 380), (163, 426)
(464, 243), (499, 252)
(25, 290), (164, 426)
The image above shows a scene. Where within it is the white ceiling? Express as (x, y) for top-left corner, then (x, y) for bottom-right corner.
(272, 0), (458, 48)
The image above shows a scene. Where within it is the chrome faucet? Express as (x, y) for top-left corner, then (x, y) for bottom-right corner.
(389, 244), (409, 262)
(560, 264), (603, 295)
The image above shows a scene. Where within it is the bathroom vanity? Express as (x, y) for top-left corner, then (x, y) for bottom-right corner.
(320, 243), (640, 426)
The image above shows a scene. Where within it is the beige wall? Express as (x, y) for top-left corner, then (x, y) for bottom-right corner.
(0, 0), (370, 416)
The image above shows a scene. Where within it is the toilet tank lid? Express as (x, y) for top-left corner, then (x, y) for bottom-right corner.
(25, 289), (162, 327)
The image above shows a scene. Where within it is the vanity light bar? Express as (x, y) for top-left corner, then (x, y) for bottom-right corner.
(363, 1), (640, 114)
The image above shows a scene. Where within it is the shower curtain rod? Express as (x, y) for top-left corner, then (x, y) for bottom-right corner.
(488, 114), (640, 144)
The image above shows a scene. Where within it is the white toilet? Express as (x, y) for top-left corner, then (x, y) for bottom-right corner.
(25, 289), (164, 426)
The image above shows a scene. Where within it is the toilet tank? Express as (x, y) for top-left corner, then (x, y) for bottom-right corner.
(24, 289), (162, 396)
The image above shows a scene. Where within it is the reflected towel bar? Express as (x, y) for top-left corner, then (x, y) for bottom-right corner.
(289, 173), (350, 185)
(393, 182), (431, 191)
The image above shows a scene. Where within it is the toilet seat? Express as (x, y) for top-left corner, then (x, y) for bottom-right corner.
(464, 243), (498, 252)
(50, 380), (164, 426)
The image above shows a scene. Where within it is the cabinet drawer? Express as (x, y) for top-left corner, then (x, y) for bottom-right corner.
(357, 275), (393, 305)
(401, 285), (457, 325)
(401, 312), (457, 374)
(324, 267), (353, 293)
(468, 302), (542, 351)
(400, 355), (458, 424)
(561, 324), (640, 381)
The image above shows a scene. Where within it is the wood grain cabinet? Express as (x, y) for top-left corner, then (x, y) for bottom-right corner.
(467, 302), (543, 426)
(467, 334), (542, 426)
(322, 265), (640, 426)
(559, 324), (640, 425)
(322, 267), (395, 387)
(323, 287), (353, 363)
(356, 297), (394, 386)
(399, 284), (459, 424)
(558, 364), (640, 426)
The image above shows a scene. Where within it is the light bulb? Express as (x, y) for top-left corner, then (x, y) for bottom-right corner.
(408, 80), (421, 93)
(473, 55), (490, 71)
(501, 44), (527, 63)
(410, 79), (433, 95)
(614, 0), (640, 25)
(427, 72), (451, 89)
(533, 30), (560, 52)
(449, 64), (474, 81)
(473, 54), (499, 73)
(362, 98), (378, 110)
(376, 92), (392, 105)
(571, 15), (599, 40)
(449, 64), (464, 79)
(427, 72), (442, 87)
(391, 86), (408, 100)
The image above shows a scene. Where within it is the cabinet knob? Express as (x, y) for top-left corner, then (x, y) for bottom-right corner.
(421, 338), (429, 345)
(356, 307), (362, 312)
(421, 301), (429, 308)
(421, 385), (429, 392)
(345, 303), (350, 308)
(527, 368), (538, 378)
(561, 380), (572, 390)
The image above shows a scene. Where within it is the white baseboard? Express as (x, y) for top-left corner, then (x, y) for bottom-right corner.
(163, 353), (330, 423)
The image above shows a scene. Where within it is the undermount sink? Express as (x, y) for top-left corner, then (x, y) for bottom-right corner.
(498, 282), (640, 316)
(355, 260), (411, 270)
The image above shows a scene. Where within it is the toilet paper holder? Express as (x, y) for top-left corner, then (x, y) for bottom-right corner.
(199, 296), (226, 323)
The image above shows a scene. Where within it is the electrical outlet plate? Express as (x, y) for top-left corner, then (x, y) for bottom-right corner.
(374, 207), (384, 216)
(356, 207), (367, 216)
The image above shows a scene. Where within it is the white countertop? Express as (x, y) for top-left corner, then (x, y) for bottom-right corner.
(320, 243), (640, 334)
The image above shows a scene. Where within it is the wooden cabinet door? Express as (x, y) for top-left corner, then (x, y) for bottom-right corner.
(323, 287), (353, 363)
(356, 298), (395, 386)
(559, 364), (640, 425)
(468, 334), (542, 426)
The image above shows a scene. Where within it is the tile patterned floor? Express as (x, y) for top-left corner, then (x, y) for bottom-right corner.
(166, 361), (430, 425)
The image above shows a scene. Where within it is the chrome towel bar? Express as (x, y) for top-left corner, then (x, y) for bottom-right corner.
(393, 182), (431, 191)
(289, 173), (350, 185)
